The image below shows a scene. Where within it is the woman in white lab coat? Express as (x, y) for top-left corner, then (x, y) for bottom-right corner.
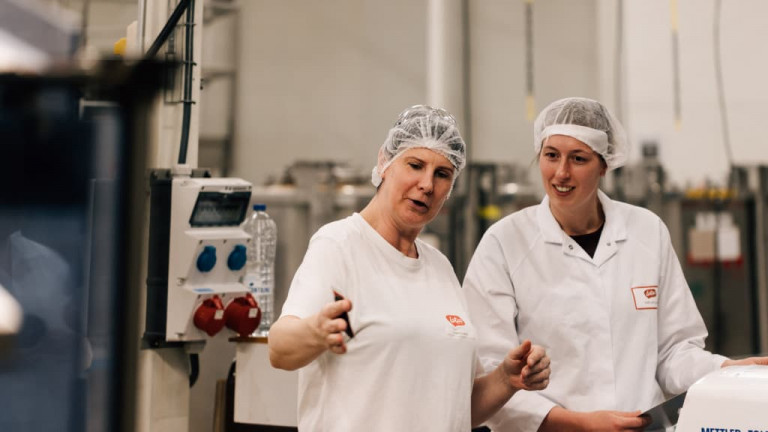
(463, 97), (768, 432)
(268, 105), (551, 431)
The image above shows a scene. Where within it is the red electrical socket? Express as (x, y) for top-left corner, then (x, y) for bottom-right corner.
(224, 293), (262, 336)
(193, 295), (226, 336)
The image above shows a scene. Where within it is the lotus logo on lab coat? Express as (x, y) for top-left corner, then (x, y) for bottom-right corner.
(644, 288), (657, 299)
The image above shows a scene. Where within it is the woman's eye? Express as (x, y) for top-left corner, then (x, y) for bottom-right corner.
(436, 170), (452, 179)
(544, 152), (557, 160)
(573, 155), (588, 163)
(408, 162), (422, 169)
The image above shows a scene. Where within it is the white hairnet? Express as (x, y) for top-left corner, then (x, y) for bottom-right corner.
(533, 97), (629, 171)
(371, 105), (466, 187)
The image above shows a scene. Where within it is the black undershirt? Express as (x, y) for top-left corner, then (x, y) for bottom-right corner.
(569, 224), (604, 258)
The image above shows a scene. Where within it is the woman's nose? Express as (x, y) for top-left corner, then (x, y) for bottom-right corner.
(555, 160), (570, 178)
(418, 172), (434, 193)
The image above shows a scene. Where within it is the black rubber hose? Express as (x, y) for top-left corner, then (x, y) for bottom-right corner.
(177, 0), (195, 165)
(145, 0), (192, 60)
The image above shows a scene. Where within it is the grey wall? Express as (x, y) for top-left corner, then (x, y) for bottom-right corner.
(468, 0), (599, 175)
(232, 0), (430, 185)
(231, 0), (602, 187)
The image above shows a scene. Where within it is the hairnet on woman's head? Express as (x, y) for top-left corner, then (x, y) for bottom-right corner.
(533, 97), (629, 171)
(371, 105), (466, 187)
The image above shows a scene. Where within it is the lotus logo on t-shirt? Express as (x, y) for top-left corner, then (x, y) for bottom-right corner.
(445, 315), (465, 327)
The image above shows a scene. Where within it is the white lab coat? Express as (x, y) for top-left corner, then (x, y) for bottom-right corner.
(463, 190), (726, 432)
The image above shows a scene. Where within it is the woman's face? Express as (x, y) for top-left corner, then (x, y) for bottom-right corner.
(378, 147), (455, 232)
(539, 134), (606, 217)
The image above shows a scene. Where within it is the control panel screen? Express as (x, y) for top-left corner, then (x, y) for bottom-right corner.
(189, 191), (251, 227)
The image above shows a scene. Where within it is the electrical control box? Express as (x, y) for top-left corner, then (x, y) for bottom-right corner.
(144, 170), (258, 345)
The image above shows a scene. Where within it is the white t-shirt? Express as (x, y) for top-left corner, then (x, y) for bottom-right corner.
(281, 213), (478, 431)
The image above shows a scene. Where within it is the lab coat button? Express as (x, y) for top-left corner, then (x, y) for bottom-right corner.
(607, 242), (612, 246)
(568, 244), (573, 250)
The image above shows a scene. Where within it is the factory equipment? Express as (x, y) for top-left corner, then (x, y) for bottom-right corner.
(469, 163), (542, 234)
(612, 141), (667, 216)
(144, 170), (259, 345)
(457, 163), (542, 277)
(677, 190), (758, 356)
(614, 152), (764, 357)
(676, 365), (768, 432)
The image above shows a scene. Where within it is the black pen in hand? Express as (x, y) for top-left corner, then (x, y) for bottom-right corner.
(332, 290), (354, 338)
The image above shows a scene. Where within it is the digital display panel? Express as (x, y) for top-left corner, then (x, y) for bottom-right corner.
(189, 191), (251, 227)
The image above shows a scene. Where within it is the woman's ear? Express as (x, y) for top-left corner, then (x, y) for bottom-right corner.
(376, 148), (389, 181)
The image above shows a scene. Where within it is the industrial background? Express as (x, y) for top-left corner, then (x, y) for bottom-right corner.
(0, 0), (767, 431)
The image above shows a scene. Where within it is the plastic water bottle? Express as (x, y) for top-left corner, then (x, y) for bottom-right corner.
(243, 204), (277, 336)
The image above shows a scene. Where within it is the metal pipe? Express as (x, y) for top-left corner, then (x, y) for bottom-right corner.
(426, 0), (465, 121)
(755, 167), (768, 353)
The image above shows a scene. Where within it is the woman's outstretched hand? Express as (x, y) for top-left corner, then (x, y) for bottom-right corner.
(311, 297), (352, 355)
(502, 339), (551, 391)
(269, 296), (352, 370)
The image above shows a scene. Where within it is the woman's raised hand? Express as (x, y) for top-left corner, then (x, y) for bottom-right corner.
(501, 339), (551, 391)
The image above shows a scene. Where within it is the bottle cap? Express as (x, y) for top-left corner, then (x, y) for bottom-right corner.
(253, 204), (267, 211)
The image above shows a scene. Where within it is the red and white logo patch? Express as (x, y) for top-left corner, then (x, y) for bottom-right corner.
(631, 285), (659, 310)
(445, 315), (466, 327)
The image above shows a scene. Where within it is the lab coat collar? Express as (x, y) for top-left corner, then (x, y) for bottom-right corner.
(537, 190), (627, 265)
(537, 195), (565, 244)
(596, 189), (627, 243)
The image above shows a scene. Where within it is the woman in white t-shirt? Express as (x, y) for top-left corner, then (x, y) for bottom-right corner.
(268, 105), (551, 431)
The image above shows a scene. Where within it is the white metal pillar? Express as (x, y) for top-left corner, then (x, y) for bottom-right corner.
(133, 1), (204, 431)
(426, 0), (466, 125)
